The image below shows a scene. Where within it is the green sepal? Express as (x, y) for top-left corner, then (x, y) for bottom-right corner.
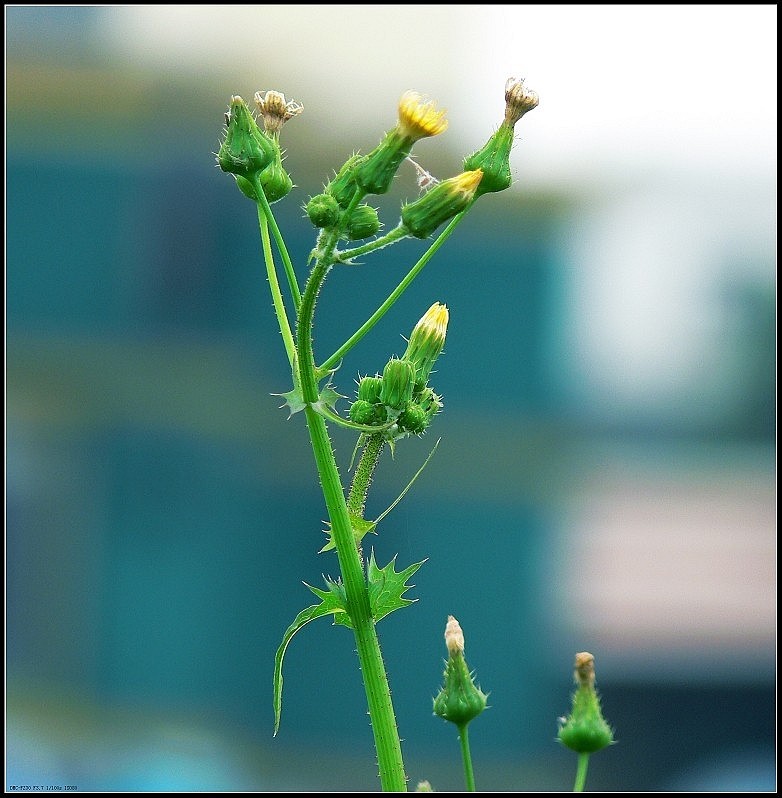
(272, 577), (349, 736)
(367, 549), (426, 623)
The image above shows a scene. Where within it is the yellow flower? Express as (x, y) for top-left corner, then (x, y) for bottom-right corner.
(397, 91), (448, 141)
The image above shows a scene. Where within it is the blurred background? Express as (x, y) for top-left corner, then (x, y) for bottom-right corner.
(5, 4), (776, 792)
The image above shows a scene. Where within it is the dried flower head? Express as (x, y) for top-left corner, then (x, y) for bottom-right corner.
(398, 91), (448, 141)
(574, 651), (596, 687)
(444, 615), (464, 655)
(504, 77), (539, 126)
(254, 90), (304, 135)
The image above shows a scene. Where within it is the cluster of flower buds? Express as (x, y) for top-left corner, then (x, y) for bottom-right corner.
(433, 616), (488, 727)
(348, 302), (448, 438)
(218, 91), (303, 204)
(557, 652), (615, 754)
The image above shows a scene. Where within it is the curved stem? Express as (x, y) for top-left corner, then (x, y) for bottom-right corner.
(458, 723), (476, 792)
(254, 178), (302, 312)
(256, 204), (296, 368)
(573, 751), (590, 792)
(337, 224), (409, 262)
(318, 208), (471, 373)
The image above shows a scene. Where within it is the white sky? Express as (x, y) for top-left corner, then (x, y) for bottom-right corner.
(99, 4), (777, 186)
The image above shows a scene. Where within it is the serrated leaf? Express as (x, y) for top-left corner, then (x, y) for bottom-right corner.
(367, 549), (427, 623)
(319, 513), (377, 553)
(274, 386), (306, 417)
(273, 578), (349, 735)
(317, 384), (344, 411)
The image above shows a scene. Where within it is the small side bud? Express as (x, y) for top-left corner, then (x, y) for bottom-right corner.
(401, 171), (483, 238)
(346, 204), (382, 240)
(415, 780), (434, 792)
(326, 153), (363, 208)
(357, 375), (384, 404)
(349, 399), (379, 426)
(433, 615), (488, 727)
(397, 402), (429, 435)
(379, 357), (415, 410)
(306, 193), (341, 228)
(557, 652), (615, 754)
(259, 150), (293, 203)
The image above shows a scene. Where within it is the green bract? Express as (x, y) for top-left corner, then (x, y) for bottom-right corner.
(218, 95), (276, 179)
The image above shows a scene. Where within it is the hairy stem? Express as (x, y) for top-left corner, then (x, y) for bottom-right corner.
(458, 723), (477, 792)
(347, 434), (386, 519)
(256, 203), (296, 368)
(296, 192), (407, 791)
(573, 752), (590, 792)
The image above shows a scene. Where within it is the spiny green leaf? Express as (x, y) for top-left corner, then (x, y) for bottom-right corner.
(273, 578), (349, 735)
(367, 550), (427, 623)
(274, 386), (306, 417)
(317, 384), (344, 411)
(319, 513), (377, 553)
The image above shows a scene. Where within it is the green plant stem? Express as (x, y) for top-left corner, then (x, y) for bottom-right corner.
(347, 434), (386, 518)
(295, 196), (407, 791)
(337, 224), (409, 262)
(318, 209), (471, 373)
(256, 204), (296, 368)
(302, 406), (406, 791)
(254, 179), (301, 312)
(457, 723), (476, 792)
(573, 752), (590, 792)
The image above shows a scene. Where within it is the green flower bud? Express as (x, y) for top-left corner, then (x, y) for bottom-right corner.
(349, 399), (387, 426)
(401, 171), (483, 238)
(462, 78), (537, 197)
(379, 358), (415, 410)
(397, 402), (429, 435)
(349, 399), (378, 426)
(357, 375), (384, 404)
(306, 193), (341, 228)
(234, 175), (259, 201)
(260, 151), (293, 204)
(402, 302), (449, 385)
(356, 92), (447, 196)
(326, 153), (363, 208)
(416, 386), (442, 421)
(218, 95), (276, 179)
(463, 123), (515, 196)
(557, 652), (615, 754)
(433, 616), (488, 727)
(346, 204), (381, 240)
(355, 129), (414, 196)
